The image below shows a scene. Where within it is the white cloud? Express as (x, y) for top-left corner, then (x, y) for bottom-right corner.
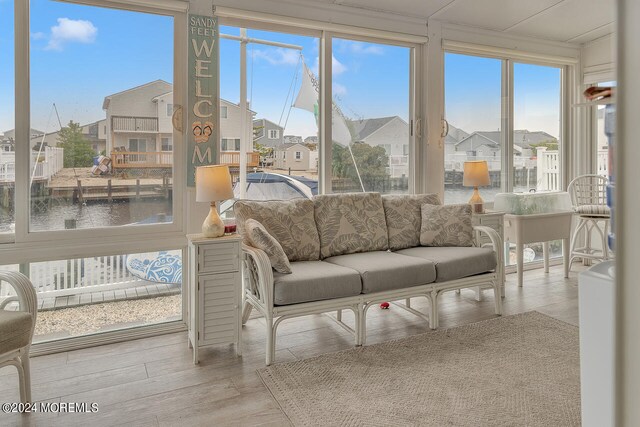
(332, 55), (347, 75)
(333, 83), (347, 96)
(251, 48), (300, 66)
(312, 55), (347, 76)
(45, 18), (97, 51)
(30, 32), (46, 40)
(348, 41), (384, 55)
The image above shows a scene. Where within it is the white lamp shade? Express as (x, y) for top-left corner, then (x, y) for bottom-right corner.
(195, 165), (234, 202)
(463, 161), (491, 187)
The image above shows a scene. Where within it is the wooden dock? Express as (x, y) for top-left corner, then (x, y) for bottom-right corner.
(46, 167), (172, 203)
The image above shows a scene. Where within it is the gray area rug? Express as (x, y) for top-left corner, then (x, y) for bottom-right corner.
(258, 312), (580, 426)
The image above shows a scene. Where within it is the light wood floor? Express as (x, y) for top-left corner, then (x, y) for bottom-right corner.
(0, 264), (584, 427)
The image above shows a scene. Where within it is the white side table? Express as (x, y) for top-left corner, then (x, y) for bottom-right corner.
(471, 210), (505, 300)
(503, 211), (573, 287)
(187, 233), (242, 364)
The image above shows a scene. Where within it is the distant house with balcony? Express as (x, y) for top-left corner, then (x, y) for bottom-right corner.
(450, 130), (557, 171)
(27, 120), (107, 156)
(102, 80), (257, 175)
(2, 128), (44, 152)
(253, 119), (284, 148)
(274, 143), (311, 171)
(348, 116), (409, 178)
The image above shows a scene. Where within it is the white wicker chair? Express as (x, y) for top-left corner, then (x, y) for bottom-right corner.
(0, 271), (37, 403)
(567, 174), (611, 270)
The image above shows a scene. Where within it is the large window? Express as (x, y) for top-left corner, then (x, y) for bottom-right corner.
(1, 0), (186, 348)
(444, 53), (502, 204)
(2, 249), (182, 343)
(513, 63), (561, 193)
(29, 1), (176, 232)
(218, 24), (320, 215)
(0, 0), (15, 239)
(218, 24), (416, 220)
(331, 38), (412, 194)
(445, 52), (566, 266)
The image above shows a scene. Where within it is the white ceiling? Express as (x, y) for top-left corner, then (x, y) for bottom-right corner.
(295, 0), (615, 44)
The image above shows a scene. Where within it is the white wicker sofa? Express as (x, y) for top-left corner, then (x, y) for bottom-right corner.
(235, 192), (503, 365)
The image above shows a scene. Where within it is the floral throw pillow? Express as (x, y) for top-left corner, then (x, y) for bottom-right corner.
(245, 219), (292, 274)
(420, 204), (474, 247)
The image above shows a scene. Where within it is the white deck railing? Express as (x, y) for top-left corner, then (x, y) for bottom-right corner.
(537, 148), (609, 191)
(0, 255), (137, 299)
(29, 255), (135, 293)
(0, 147), (64, 182)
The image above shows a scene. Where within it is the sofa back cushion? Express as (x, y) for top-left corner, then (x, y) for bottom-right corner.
(382, 194), (441, 250)
(313, 192), (389, 258)
(234, 199), (320, 261)
(420, 203), (474, 247)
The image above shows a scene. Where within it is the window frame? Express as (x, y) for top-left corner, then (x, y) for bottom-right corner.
(217, 17), (422, 197)
(5, 0), (188, 255)
(221, 138), (241, 152)
(443, 49), (569, 198)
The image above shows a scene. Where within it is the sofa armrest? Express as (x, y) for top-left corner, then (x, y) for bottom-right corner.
(241, 243), (274, 308)
(473, 225), (504, 285)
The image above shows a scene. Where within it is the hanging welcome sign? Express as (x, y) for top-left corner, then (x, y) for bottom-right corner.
(187, 14), (219, 187)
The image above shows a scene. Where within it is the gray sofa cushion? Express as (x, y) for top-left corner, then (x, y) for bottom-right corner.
(0, 310), (33, 354)
(396, 247), (497, 282)
(324, 251), (436, 294)
(234, 199), (320, 261)
(420, 204), (474, 247)
(245, 219), (292, 274)
(314, 192), (389, 259)
(273, 261), (362, 306)
(382, 194), (441, 250)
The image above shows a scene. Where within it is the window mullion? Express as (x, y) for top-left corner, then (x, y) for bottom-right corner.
(319, 31), (332, 195)
(14, 0), (30, 243)
(501, 59), (514, 193)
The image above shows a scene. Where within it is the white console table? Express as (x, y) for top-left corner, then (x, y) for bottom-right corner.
(187, 233), (242, 364)
(503, 211), (573, 287)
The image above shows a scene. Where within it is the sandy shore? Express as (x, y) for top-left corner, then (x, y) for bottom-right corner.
(35, 295), (181, 338)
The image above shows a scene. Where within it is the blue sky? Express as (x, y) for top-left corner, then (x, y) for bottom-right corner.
(1, 1), (173, 133)
(445, 53), (561, 139)
(1, 2), (558, 140)
(220, 27), (410, 138)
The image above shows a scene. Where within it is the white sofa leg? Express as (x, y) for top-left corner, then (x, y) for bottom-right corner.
(265, 317), (275, 366)
(353, 305), (361, 346)
(337, 309), (342, 322)
(493, 281), (503, 316)
(15, 355), (27, 403)
(241, 301), (253, 325)
(22, 351), (31, 403)
(429, 290), (439, 330)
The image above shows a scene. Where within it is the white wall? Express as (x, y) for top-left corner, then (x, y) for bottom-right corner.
(616, 0), (640, 424)
(156, 93), (174, 134)
(582, 34), (616, 84)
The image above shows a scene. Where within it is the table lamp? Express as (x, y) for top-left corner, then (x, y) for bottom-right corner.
(195, 165), (234, 238)
(463, 160), (490, 214)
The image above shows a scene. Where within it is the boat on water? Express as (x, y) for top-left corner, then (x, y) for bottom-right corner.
(126, 173), (317, 284)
